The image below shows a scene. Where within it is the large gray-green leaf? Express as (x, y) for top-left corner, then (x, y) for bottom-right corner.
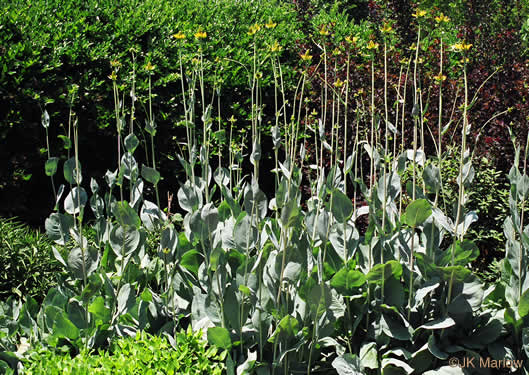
(45, 157), (59, 177)
(64, 157), (82, 184)
(519, 289), (529, 318)
(140, 200), (167, 231)
(403, 199), (432, 227)
(117, 283), (135, 315)
(427, 334), (449, 360)
(64, 187), (87, 215)
(331, 267), (366, 296)
(331, 189), (354, 223)
(207, 327), (232, 350)
(45, 213), (74, 245)
(416, 317), (455, 332)
(201, 203), (219, 234)
(124, 133), (139, 154)
(112, 201), (141, 228)
(141, 165), (160, 185)
(67, 246), (99, 280)
(110, 225), (141, 258)
(381, 358), (413, 374)
(423, 164), (441, 193)
(244, 183), (268, 220)
(178, 181), (202, 213)
(234, 214), (258, 250)
(120, 153), (138, 181)
(359, 342), (378, 369)
(332, 354), (363, 375)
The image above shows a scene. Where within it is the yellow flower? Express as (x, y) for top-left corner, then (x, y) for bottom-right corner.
(319, 25), (330, 36)
(367, 40), (379, 50)
(332, 47), (341, 56)
(255, 71), (263, 80)
(334, 78), (344, 88)
(194, 29), (207, 39)
(144, 62), (155, 72)
(435, 13), (450, 23)
(461, 57), (470, 63)
(451, 42), (472, 52)
(300, 49), (312, 61)
(265, 19), (277, 29)
(412, 9), (427, 18)
(229, 115), (237, 123)
(248, 23), (261, 36)
(270, 40), (282, 53)
(172, 32), (186, 40)
(345, 35), (359, 44)
(400, 57), (410, 65)
(381, 23), (393, 34)
(110, 60), (121, 68)
(433, 73), (447, 83)
(408, 43), (417, 51)
(108, 71), (117, 81)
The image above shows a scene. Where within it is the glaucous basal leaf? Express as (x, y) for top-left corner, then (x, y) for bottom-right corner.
(403, 199), (432, 227)
(244, 184), (267, 220)
(45, 213), (74, 245)
(234, 214), (257, 250)
(90, 194), (105, 219)
(120, 153), (138, 181)
(178, 181), (202, 213)
(332, 354), (363, 375)
(141, 165), (160, 185)
(110, 225), (141, 258)
(52, 311), (79, 340)
(112, 201), (141, 228)
(423, 164), (441, 193)
(416, 317), (455, 332)
(64, 187), (88, 215)
(64, 157), (82, 184)
(424, 367), (465, 375)
(88, 296), (111, 327)
(331, 267), (366, 296)
(124, 133), (139, 154)
(140, 200), (166, 231)
(67, 246), (99, 280)
(519, 289), (529, 318)
(130, 178), (143, 210)
(201, 203), (219, 233)
(250, 139), (261, 165)
(359, 342), (378, 369)
(367, 261), (402, 284)
(331, 189), (353, 223)
(45, 157), (59, 177)
(207, 327), (232, 350)
(117, 283), (135, 315)
(214, 167), (230, 187)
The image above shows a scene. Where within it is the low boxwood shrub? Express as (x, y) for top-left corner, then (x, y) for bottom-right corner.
(19, 329), (226, 375)
(0, 218), (61, 302)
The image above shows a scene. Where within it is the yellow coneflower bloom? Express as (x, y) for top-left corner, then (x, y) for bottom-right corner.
(109, 71), (117, 81)
(248, 23), (261, 36)
(319, 25), (330, 36)
(345, 35), (359, 44)
(194, 29), (207, 39)
(144, 62), (155, 72)
(433, 73), (447, 83)
(367, 40), (379, 50)
(300, 50), (312, 61)
(334, 78), (344, 88)
(451, 42), (472, 52)
(412, 9), (427, 18)
(435, 13), (450, 23)
(172, 32), (186, 40)
(110, 60), (121, 68)
(270, 40), (282, 53)
(381, 23), (393, 33)
(265, 19), (277, 29)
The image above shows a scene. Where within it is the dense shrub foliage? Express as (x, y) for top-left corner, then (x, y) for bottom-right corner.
(0, 218), (60, 302)
(17, 330), (226, 375)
